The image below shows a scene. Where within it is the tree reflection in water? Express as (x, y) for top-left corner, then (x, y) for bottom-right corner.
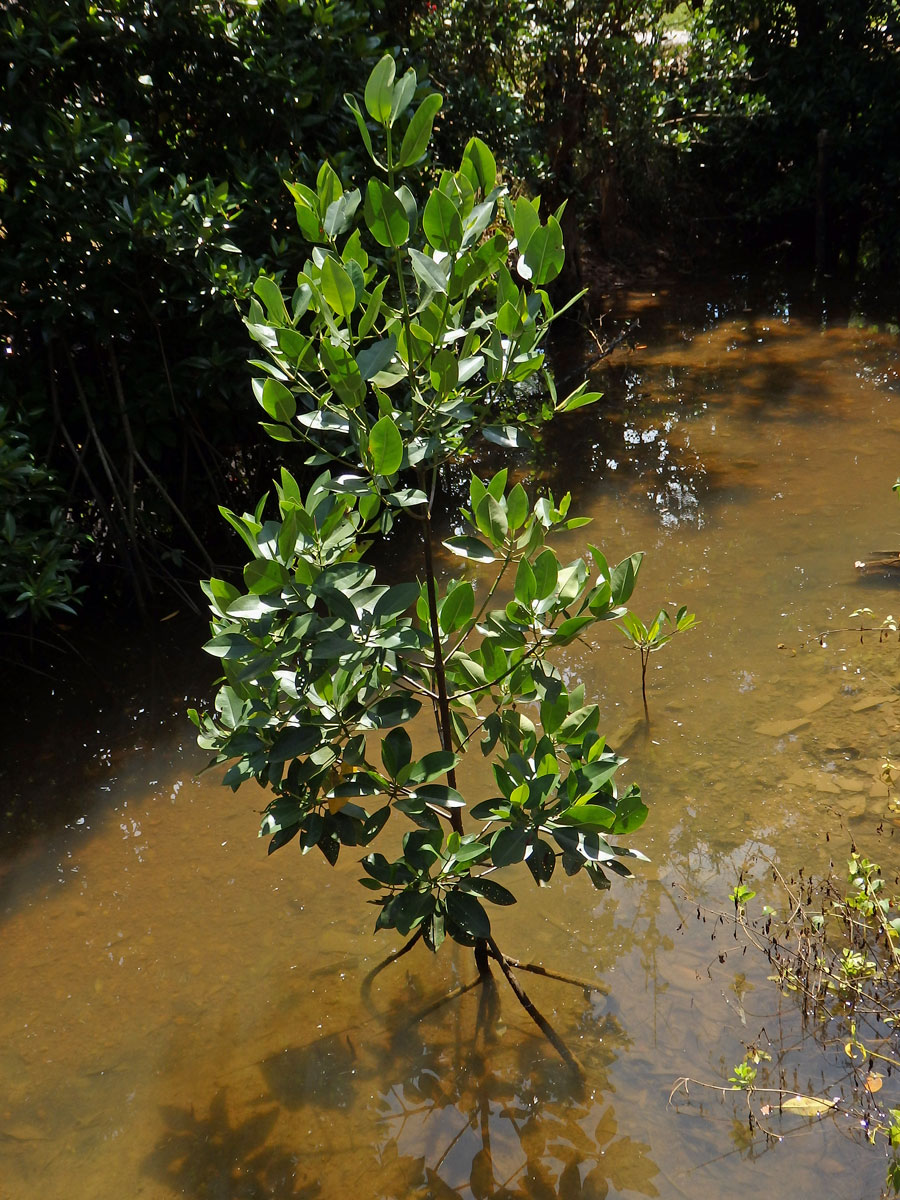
(365, 971), (660, 1199)
(144, 954), (660, 1198)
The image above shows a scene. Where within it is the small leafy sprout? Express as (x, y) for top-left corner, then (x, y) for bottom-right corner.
(730, 883), (756, 908)
(729, 1059), (757, 1089)
(618, 605), (697, 719)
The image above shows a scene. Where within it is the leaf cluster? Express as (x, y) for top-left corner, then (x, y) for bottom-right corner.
(193, 54), (654, 953)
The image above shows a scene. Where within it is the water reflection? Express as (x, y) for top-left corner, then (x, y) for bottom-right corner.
(6, 271), (900, 1200)
(145, 1091), (316, 1198)
(145, 963), (659, 1200)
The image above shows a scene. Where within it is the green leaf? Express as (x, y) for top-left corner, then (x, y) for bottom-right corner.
(324, 190), (361, 240)
(343, 93), (378, 164)
(514, 556), (537, 607)
(482, 425), (532, 450)
(423, 188), (463, 253)
(443, 535), (496, 562)
(611, 789), (649, 835)
(526, 838), (556, 885)
(491, 826), (531, 867)
(398, 92), (443, 166)
(373, 581), (419, 619)
(259, 378), (296, 423)
(429, 347), (458, 393)
(461, 876), (516, 906)
(474, 493), (508, 546)
(319, 339), (365, 407)
(269, 726), (320, 762)
(439, 581), (474, 632)
(557, 704), (599, 745)
(320, 256), (357, 318)
(243, 558), (289, 594)
(389, 67), (417, 125)
(532, 549), (558, 600)
(519, 218), (565, 285)
(381, 727), (413, 778)
(404, 750), (459, 786)
(369, 415), (404, 475)
(551, 615), (594, 645)
(561, 387), (603, 413)
(512, 196), (540, 253)
(253, 275), (287, 324)
(366, 695), (422, 727)
(610, 552), (644, 605)
(356, 335), (397, 381)
(506, 482), (529, 531)
(446, 889), (491, 938)
(462, 136), (496, 193)
(409, 247), (448, 295)
(364, 179), (410, 248)
(364, 53), (396, 123)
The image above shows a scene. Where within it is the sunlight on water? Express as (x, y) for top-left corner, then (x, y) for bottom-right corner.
(4, 275), (900, 1199)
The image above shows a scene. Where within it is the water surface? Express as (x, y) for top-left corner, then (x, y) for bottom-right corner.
(5, 274), (900, 1199)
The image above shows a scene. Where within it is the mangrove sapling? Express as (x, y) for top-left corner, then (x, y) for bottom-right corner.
(618, 605), (697, 720)
(191, 53), (659, 1069)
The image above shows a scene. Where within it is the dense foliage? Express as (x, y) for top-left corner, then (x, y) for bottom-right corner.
(695, 0), (900, 273)
(1, 0), (388, 610)
(4, 0), (898, 623)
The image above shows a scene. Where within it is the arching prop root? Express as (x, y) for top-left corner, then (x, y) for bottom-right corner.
(361, 932), (589, 1078)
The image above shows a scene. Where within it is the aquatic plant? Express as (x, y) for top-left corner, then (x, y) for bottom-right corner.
(617, 605), (696, 719)
(191, 54), (656, 1069)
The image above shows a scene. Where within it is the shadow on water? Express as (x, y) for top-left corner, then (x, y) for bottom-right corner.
(145, 968), (660, 1200)
(143, 1089), (321, 1199)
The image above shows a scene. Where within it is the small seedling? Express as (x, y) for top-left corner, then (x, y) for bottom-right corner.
(618, 605), (697, 719)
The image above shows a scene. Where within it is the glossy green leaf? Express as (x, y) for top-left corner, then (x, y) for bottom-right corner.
(365, 695), (422, 727)
(269, 725), (320, 762)
(369, 414), (404, 475)
(259, 378), (296, 423)
(526, 838), (556, 885)
(423, 188), (463, 253)
(343, 93), (378, 164)
(409, 247), (448, 295)
(446, 889), (491, 938)
(381, 727), (413, 778)
(519, 217), (565, 285)
(389, 67), (417, 125)
(364, 179), (410, 248)
(491, 825), (531, 867)
(462, 136), (496, 193)
(439, 581), (474, 632)
(243, 558), (289, 594)
(398, 92), (442, 166)
(557, 704), (599, 745)
(320, 256), (356, 319)
(364, 53), (396, 123)
(443, 535), (496, 562)
(253, 275), (287, 324)
(474, 493), (508, 546)
(514, 556), (537, 607)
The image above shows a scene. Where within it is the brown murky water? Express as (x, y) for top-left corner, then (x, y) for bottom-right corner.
(5, 275), (900, 1199)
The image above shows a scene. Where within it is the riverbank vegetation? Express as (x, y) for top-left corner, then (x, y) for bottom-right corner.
(4, 0), (900, 622)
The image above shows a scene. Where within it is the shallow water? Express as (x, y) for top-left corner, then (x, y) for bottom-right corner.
(5, 274), (900, 1199)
